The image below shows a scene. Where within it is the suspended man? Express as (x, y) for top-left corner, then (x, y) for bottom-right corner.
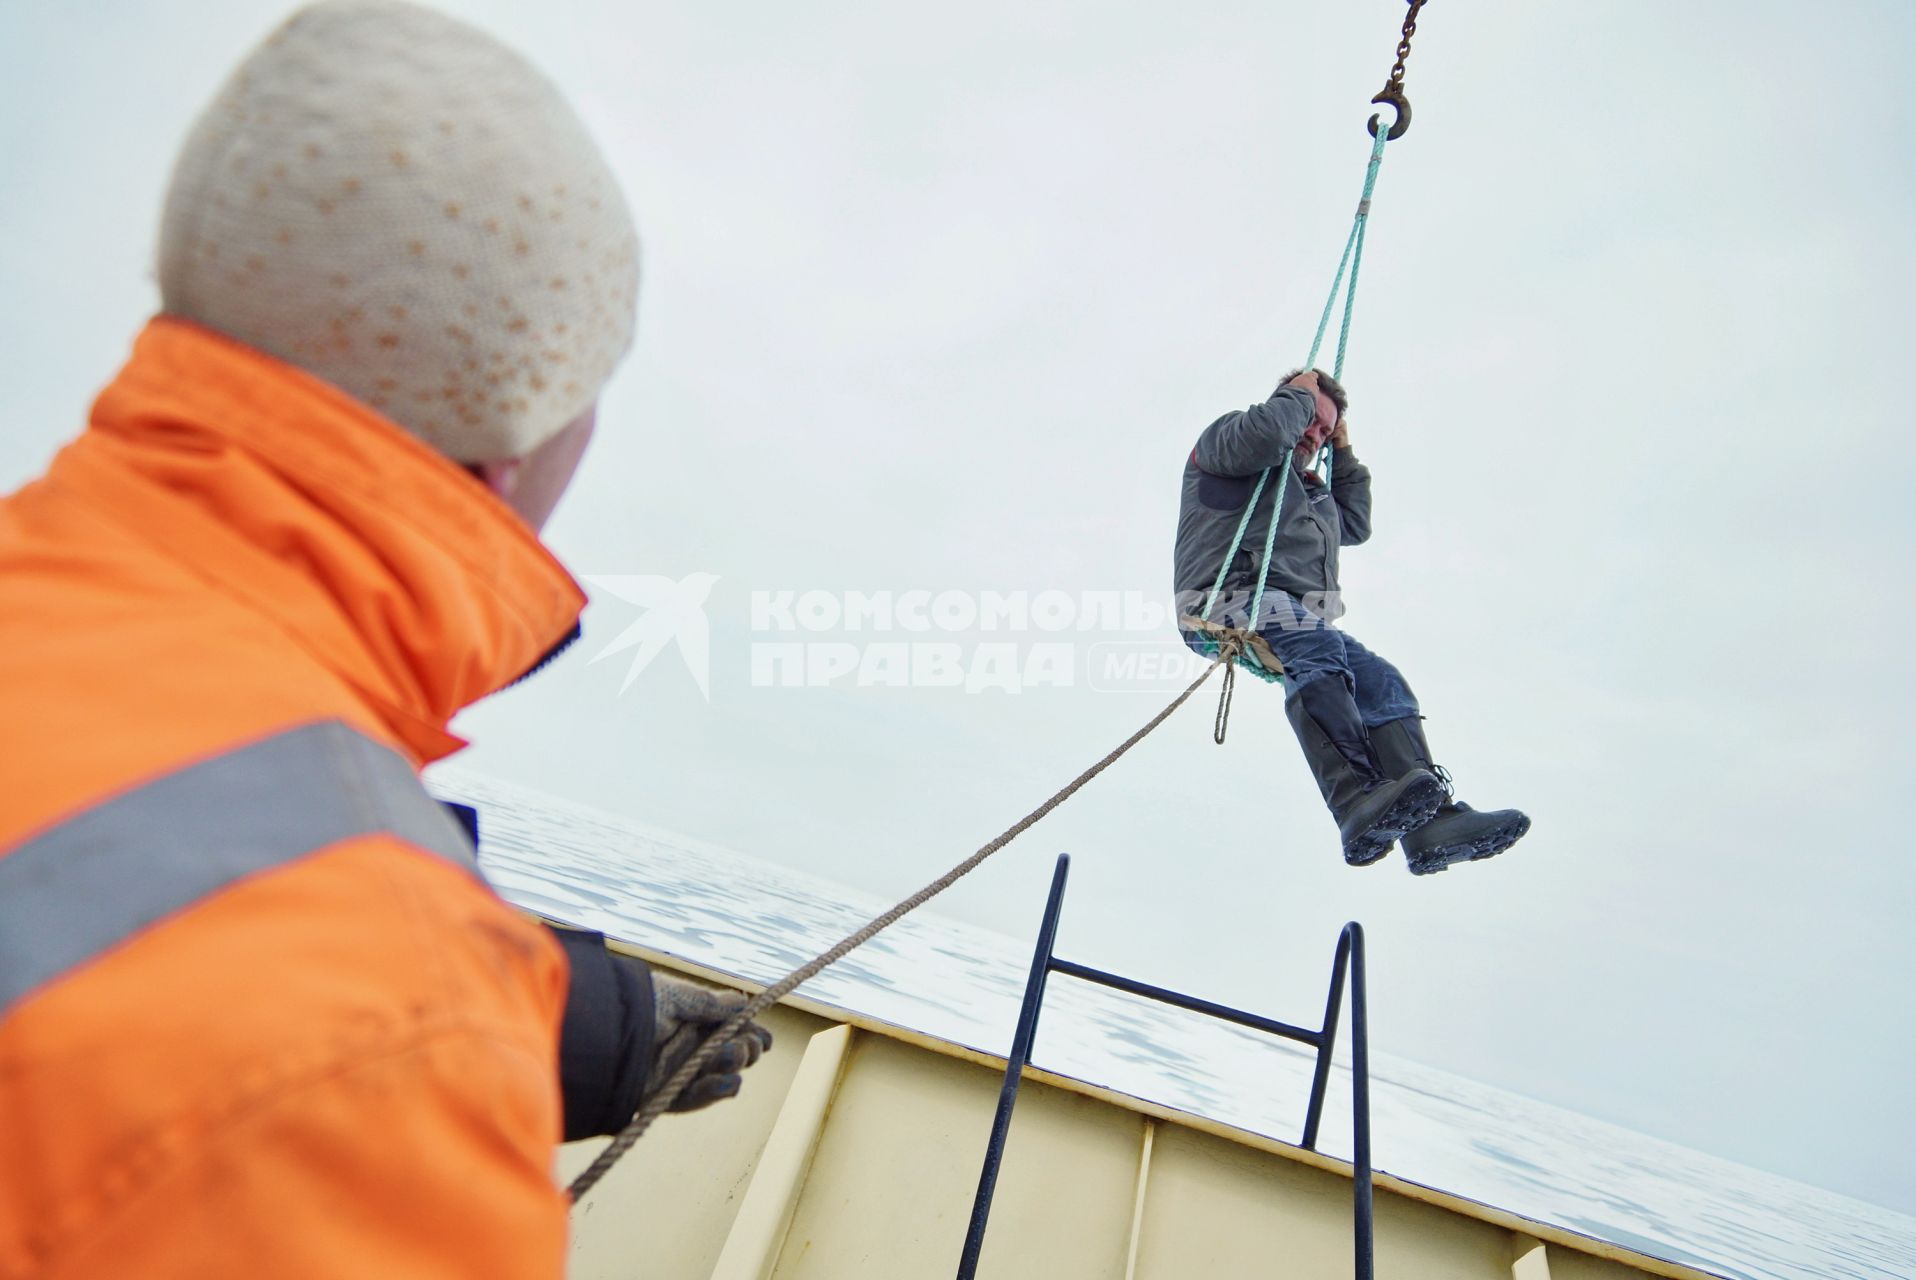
(1174, 370), (1531, 873)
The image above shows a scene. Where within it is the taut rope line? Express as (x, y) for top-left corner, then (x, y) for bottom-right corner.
(567, 637), (1242, 1202)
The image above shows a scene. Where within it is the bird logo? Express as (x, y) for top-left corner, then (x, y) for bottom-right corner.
(582, 573), (719, 698)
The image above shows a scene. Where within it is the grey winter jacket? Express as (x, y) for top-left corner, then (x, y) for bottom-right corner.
(1173, 385), (1372, 625)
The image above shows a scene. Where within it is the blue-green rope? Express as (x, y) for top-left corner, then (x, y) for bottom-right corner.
(1194, 124), (1391, 686)
(1315, 124), (1389, 490)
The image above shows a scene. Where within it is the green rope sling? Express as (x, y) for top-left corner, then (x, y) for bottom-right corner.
(1190, 121), (1393, 685)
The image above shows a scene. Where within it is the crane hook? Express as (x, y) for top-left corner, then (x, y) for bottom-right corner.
(1366, 86), (1410, 141)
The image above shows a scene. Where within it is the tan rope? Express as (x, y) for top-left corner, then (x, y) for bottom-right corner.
(1212, 655), (1238, 745)
(566, 639), (1240, 1203)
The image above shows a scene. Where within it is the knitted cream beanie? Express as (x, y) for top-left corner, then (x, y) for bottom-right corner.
(158, 0), (639, 462)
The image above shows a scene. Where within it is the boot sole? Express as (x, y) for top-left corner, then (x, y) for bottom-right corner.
(1342, 775), (1447, 868)
(1406, 813), (1533, 876)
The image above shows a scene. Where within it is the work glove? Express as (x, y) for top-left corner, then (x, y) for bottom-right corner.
(645, 974), (774, 1112)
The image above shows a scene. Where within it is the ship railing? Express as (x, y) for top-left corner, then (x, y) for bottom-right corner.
(958, 852), (1374, 1280)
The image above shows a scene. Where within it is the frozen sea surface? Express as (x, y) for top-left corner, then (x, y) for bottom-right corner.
(432, 768), (1916, 1280)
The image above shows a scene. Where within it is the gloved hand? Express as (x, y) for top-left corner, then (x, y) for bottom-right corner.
(645, 974), (774, 1112)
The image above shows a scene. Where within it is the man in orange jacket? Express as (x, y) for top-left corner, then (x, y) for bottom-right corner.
(0, 3), (768, 1275)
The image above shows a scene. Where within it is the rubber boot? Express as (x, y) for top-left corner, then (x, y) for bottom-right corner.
(1369, 717), (1531, 876)
(1284, 678), (1445, 867)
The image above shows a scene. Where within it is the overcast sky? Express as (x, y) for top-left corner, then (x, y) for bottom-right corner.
(5, 0), (1914, 1217)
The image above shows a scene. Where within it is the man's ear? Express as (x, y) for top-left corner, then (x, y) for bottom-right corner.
(473, 457), (525, 500)
(461, 407), (596, 532)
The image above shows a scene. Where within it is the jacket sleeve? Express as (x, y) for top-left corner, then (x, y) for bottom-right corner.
(438, 802), (659, 1139)
(1192, 386), (1316, 477)
(1330, 446), (1372, 546)
(546, 925), (657, 1141)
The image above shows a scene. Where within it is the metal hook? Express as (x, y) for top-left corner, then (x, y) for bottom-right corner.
(1366, 87), (1411, 141)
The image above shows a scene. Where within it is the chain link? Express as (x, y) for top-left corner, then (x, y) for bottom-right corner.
(1367, 0), (1428, 139)
(1382, 0), (1427, 96)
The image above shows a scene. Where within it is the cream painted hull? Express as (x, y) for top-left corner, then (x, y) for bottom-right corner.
(563, 945), (1725, 1280)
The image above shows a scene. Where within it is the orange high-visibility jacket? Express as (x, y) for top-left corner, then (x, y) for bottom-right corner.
(0, 318), (589, 1278)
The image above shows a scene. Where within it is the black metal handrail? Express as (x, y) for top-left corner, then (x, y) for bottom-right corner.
(957, 853), (1374, 1279)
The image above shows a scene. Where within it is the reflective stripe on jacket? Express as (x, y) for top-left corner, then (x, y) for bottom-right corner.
(0, 318), (587, 1278)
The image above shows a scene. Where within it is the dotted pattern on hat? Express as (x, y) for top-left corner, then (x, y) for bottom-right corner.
(158, 0), (639, 462)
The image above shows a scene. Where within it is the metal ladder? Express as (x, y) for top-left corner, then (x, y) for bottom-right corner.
(958, 853), (1375, 1279)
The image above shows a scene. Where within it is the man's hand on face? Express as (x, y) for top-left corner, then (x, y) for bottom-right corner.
(1286, 371), (1339, 444)
(1331, 417), (1350, 450)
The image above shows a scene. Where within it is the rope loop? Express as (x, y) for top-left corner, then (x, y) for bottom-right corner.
(1212, 638), (1241, 744)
